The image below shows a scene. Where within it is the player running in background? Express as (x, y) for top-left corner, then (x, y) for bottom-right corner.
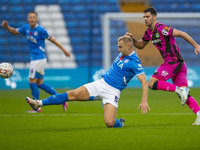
(1, 11), (70, 113)
(26, 36), (151, 128)
(126, 7), (200, 125)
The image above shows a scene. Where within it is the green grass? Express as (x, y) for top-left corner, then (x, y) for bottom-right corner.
(0, 88), (200, 150)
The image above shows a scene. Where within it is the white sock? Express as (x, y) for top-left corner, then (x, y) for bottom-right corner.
(197, 111), (200, 117)
(37, 100), (42, 107)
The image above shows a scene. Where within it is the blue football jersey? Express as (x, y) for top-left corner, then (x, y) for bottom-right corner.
(17, 24), (51, 60)
(103, 51), (144, 91)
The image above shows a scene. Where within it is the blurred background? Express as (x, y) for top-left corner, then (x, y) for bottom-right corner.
(0, 0), (200, 89)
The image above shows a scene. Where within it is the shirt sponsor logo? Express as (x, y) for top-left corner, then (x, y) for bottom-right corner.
(161, 70), (169, 77)
(152, 39), (161, 44)
(115, 57), (124, 69)
(26, 35), (37, 44)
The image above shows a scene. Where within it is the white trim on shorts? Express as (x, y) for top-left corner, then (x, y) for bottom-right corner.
(29, 58), (47, 79)
(84, 78), (121, 108)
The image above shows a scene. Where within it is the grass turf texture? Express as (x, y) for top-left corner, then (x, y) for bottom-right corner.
(0, 88), (200, 150)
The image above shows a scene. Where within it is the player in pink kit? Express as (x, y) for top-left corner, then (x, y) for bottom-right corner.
(126, 7), (200, 125)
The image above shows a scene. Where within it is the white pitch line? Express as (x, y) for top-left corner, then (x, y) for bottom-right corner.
(0, 113), (194, 117)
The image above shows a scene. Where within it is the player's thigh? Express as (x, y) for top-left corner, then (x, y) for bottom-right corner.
(29, 59), (46, 79)
(67, 86), (90, 100)
(172, 63), (188, 87)
(29, 78), (38, 83)
(103, 103), (117, 126)
(152, 62), (178, 81)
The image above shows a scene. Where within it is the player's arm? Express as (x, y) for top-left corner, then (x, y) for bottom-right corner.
(1, 20), (19, 35)
(125, 32), (148, 49)
(137, 73), (151, 114)
(49, 36), (70, 57)
(172, 29), (200, 55)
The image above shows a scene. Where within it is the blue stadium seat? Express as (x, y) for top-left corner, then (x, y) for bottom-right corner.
(24, 54), (30, 62)
(0, 55), (11, 62)
(0, 5), (9, 12)
(0, 0), (7, 4)
(24, 5), (34, 12)
(22, 0), (34, 4)
(9, 0), (21, 5)
(58, 0), (71, 4)
(11, 54), (24, 62)
(72, 5), (86, 12)
(11, 6), (24, 13)
(0, 39), (7, 44)
(75, 54), (88, 61)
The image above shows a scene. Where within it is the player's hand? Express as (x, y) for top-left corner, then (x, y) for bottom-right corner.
(64, 50), (70, 58)
(194, 45), (200, 55)
(125, 32), (133, 39)
(137, 101), (151, 114)
(1, 20), (8, 28)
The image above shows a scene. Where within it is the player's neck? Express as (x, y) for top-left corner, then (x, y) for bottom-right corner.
(127, 49), (134, 56)
(149, 21), (157, 31)
(30, 24), (37, 29)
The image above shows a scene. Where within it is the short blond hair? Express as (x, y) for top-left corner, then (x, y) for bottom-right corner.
(118, 36), (133, 44)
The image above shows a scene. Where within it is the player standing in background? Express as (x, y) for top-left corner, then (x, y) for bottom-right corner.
(126, 7), (200, 125)
(26, 36), (151, 128)
(1, 11), (70, 113)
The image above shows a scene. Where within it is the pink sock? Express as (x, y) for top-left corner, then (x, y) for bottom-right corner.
(186, 96), (200, 114)
(157, 81), (176, 92)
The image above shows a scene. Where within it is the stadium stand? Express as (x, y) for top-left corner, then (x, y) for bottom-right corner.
(1, 0), (200, 68)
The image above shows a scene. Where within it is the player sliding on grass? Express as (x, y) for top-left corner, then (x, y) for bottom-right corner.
(1, 11), (70, 113)
(26, 36), (151, 128)
(126, 7), (200, 125)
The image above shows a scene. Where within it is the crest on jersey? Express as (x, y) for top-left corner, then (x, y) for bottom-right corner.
(124, 59), (129, 63)
(155, 33), (159, 38)
(34, 31), (38, 36)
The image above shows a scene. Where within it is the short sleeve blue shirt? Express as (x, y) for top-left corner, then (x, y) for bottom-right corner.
(17, 24), (51, 60)
(103, 51), (144, 91)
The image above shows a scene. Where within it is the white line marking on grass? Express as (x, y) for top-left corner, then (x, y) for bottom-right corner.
(0, 113), (193, 117)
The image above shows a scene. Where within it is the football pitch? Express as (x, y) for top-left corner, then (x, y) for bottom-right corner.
(0, 88), (200, 150)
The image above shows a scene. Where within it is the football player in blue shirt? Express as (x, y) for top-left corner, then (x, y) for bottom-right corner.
(26, 36), (150, 127)
(1, 11), (70, 113)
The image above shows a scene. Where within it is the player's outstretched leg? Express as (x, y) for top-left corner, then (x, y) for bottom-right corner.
(26, 92), (69, 110)
(38, 83), (68, 111)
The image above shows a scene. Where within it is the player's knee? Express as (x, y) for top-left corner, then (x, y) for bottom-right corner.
(67, 90), (79, 100)
(148, 81), (153, 89)
(149, 81), (158, 90)
(105, 120), (115, 128)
